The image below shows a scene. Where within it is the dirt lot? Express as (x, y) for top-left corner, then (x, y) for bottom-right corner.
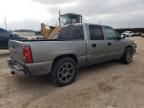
(0, 37), (144, 108)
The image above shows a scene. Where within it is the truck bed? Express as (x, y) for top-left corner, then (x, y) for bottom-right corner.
(9, 39), (87, 65)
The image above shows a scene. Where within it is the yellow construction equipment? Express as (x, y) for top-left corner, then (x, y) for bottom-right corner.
(41, 13), (82, 39)
(41, 23), (60, 39)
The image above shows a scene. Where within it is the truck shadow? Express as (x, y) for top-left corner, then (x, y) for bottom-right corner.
(79, 60), (120, 73)
(13, 60), (121, 91)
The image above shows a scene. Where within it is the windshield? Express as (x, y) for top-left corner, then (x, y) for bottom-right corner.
(60, 14), (82, 25)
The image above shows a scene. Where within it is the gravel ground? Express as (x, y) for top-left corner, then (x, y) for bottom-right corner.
(0, 37), (144, 108)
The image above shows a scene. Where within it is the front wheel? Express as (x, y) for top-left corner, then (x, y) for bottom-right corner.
(51, 57), (77, 86)
(121, 47), (134, 64)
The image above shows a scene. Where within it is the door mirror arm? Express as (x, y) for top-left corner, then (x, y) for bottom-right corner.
(117, 36), (122, 40)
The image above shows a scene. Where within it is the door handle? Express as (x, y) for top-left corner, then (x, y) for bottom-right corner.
(108, 42), (112, 46)
(92, 44), (96, 48)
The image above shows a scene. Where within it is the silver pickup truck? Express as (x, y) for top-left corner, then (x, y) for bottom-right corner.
(8, 23), (136, 86)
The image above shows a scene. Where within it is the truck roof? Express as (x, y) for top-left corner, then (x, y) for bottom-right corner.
(62, 23), (112, 28)
(61, 13), (82, 16)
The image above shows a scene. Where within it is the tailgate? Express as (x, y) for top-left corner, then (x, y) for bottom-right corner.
(9, 40), (25, 64)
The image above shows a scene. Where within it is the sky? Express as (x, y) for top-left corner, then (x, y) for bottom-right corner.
(0, 0), (144, 30)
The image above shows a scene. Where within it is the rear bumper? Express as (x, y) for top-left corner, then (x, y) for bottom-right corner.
(7, 58), (53, 76)
(7, 59), (30, 76)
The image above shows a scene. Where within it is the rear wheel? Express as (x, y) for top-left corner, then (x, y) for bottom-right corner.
(121, 47), (134, 64)
(51, 57), (77, 86)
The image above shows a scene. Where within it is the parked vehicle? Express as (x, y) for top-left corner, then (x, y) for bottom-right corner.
(0, 28), (26, 49)
(121, 31), (134, 37)
(134, 32), (142, 36)
(7, 23), (137, 86)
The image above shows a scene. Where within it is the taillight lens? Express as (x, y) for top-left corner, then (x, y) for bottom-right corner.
(23, 46), (32, 63)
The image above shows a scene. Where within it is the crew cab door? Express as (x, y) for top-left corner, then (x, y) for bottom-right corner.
(103, 26), (125, 60)
(87, 25), (107, 65)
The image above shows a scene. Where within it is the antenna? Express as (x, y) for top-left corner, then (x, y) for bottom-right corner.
(99, 19), (102, 25)
(59, 10), (61, 27)
(4, 17), (8, 30)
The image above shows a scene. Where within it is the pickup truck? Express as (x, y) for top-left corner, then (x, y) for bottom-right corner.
(8, 23), (137, 86)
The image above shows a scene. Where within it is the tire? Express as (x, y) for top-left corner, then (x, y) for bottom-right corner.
(51, 57), (77, 86)
(121, 47), (134, 64)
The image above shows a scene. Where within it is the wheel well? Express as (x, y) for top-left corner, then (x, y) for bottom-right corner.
(126, 45), (133, 50)
(124, 45), (133, 54)
(51, 54), (78, 70)
(123, 45), (132, 55)
(121, 45), (133, 57)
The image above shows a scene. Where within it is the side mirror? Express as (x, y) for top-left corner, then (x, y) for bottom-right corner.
(10, 34), (17, 37)
(121, 35), (126, 39)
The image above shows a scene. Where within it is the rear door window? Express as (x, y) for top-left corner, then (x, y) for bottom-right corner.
(58, 25), (84, 40)
(89, 25), (104, 40)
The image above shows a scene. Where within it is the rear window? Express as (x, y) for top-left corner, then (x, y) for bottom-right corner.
(58, 25), (84, 40)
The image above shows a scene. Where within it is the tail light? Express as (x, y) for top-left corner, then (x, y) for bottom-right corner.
(23, 46), (32, 63)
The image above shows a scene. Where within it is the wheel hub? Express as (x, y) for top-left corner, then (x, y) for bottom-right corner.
(58, 63), (74, 82)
